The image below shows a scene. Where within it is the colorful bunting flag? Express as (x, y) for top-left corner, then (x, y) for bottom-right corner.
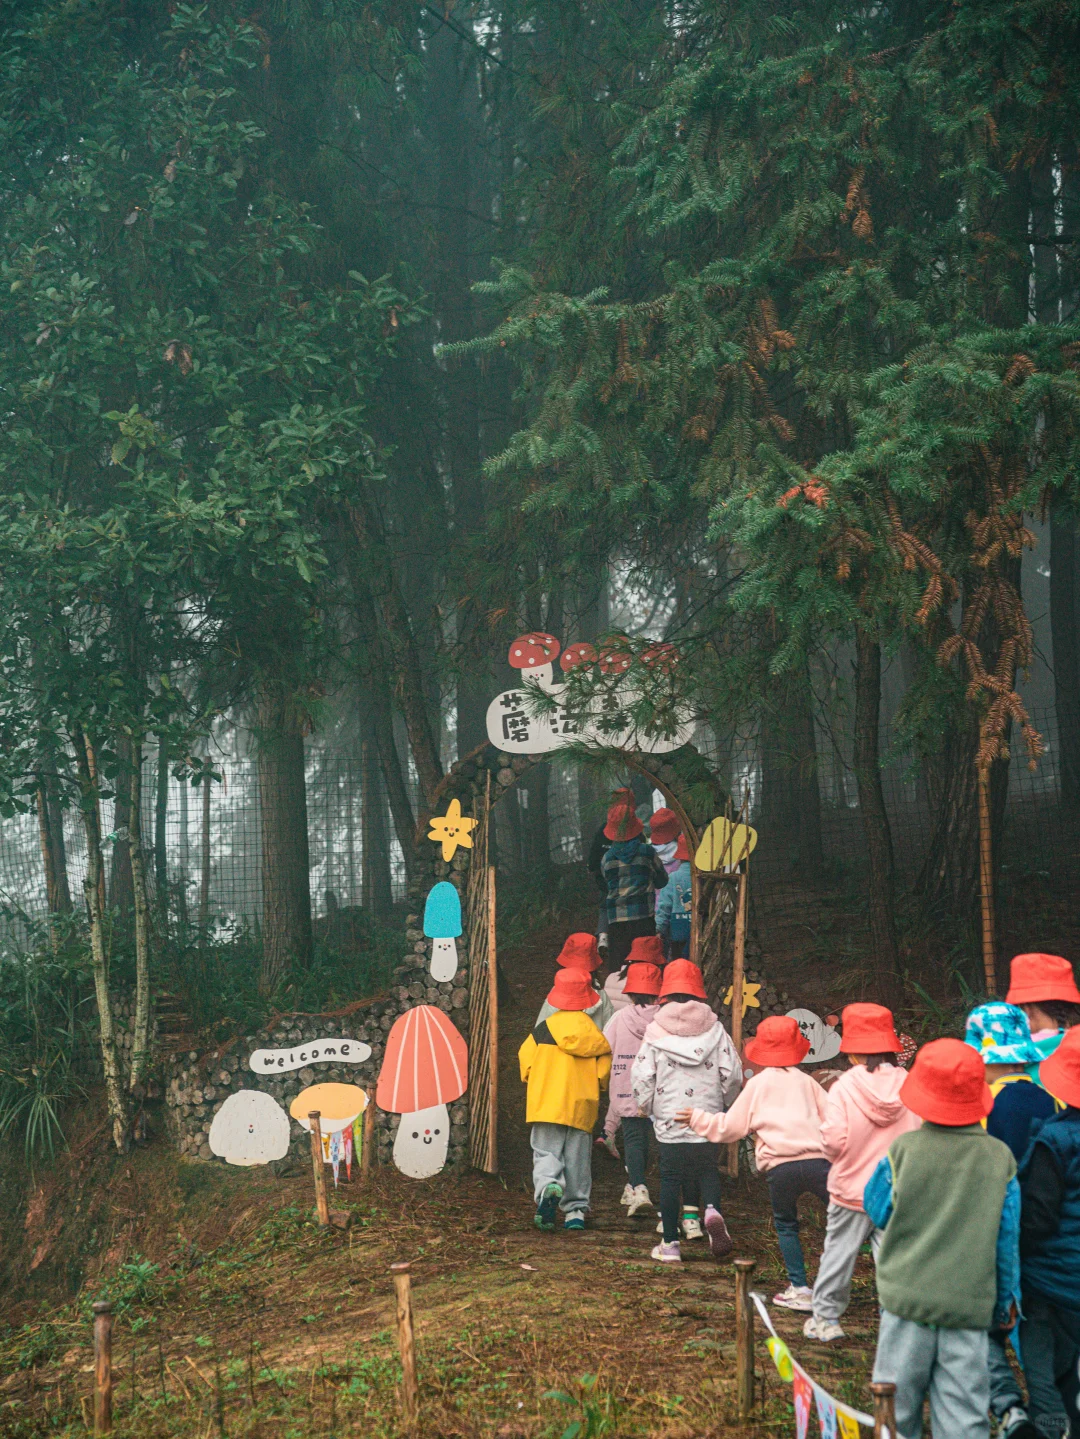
(793, 1368), (814, 1439)
(815, 1386), (838, 1439)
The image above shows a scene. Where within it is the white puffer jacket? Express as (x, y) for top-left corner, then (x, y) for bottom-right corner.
(631, 1000), (742, 1143)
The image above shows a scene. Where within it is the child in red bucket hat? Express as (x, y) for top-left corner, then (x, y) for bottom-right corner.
(519, 969), (611, 1234)
(601, 957), (663, 1215)
(865, 1039), (1021, 1439)
(632, 960), (740, 1262)
(536, 933), (614, 1033)
(677, 1014), (831, 1310)
(1006, 953), (1080, 1070)
(805, 1004), (919, 1343)
(1014, 1028), (1080, 1439)
(600, 801), (669, 973)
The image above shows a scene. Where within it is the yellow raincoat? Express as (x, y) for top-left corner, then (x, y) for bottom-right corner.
(518, 1010), (612, 1132)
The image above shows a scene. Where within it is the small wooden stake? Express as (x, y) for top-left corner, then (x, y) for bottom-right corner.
(360, 1089), (375, 1183)
(871, 1381), (897, 1438)
(486, 862), (499, 1171)
(391, 1262), (418, 1434)
(977, 763), (997, 994)
(734, 1258), (756, 1419)
(308, 1112), (330, 1226)
(93, 1300), (113, 1434)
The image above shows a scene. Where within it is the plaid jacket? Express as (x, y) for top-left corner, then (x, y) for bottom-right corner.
(601, 838), (669, 924)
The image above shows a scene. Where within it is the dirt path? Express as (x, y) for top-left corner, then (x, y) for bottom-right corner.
(1, 899), (881, 1438)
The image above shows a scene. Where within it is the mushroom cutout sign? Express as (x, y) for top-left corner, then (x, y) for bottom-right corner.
(560, 641), (597, 675)
(508, 631), (561, 692)
(208, 1090), (291, 1167)
(289, 1082), (368, 1134)
(786, 1008), (842, 1064)
(377, 1005), (468, 1179)
(423, 881), (462, 982)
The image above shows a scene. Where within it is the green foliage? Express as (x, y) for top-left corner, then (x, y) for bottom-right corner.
(543, 1374), (624, 1439)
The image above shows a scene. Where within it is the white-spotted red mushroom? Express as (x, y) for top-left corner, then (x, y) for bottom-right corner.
(598, 637), (633, 675)
(559, 641), (598, 674)
(508, 631), (561, 692)
(642, 641), (679, 674)
(376, 1006), (468, 1179)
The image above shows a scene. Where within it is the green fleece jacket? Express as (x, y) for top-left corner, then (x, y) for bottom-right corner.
(872, 1123), (1015, 1329)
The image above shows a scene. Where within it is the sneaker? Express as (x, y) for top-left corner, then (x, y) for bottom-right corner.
(619, 1183), (635, 1207)
(651, 1240), (681, 1263)
(563, 1214), (586, 1232)
(627, 1184), (652, 1216)
(803, 1315), (844, 1343)
(998, 1407), (1039, 1439)
(703, 1205), (734, 1259)
(681, 1208), (705, 1241)
(595, 1133), (620, 1161)
(534, 1182), (562, 1231)
(656, 1217), (665, 1234)
(773, 1284), (813, 1312)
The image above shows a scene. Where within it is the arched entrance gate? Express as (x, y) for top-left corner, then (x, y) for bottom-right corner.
(372, 741), (731, 1176)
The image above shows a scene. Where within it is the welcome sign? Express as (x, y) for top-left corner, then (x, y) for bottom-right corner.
(248, 1038), (373, 1073)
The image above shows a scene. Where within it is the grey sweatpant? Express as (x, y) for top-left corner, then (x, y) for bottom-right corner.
(530, 1122), (592, 1215)
(811, 1202), (883, 1321)
(872, 1308), (990, 1439)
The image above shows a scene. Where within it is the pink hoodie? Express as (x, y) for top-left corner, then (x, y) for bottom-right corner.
(602, 1003), (657, 1120)
(820, 1062), (920, 1210)
(688, 1065), (829, 1171)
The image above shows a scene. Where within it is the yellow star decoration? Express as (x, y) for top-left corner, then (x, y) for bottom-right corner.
(722, 980), (762, 1019)
(427, 798), (478, 862)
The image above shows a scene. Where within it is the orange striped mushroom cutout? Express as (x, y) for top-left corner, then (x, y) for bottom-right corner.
(376, 1005), (468, 1179)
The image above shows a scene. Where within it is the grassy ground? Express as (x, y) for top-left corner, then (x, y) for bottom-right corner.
(0, 888), (884, 1439)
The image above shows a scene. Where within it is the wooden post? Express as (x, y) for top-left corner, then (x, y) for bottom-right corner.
(725, 866), (749, 1177)
(486, 863), (499, 1171)
(871, 1381), (897, 1438)
(734, 1257), (756, 1419)
(308, 1112), (330, 1226)
(689, 863), (702, 967)
(93, 1301), (113, 1435)
(977, 763), (997, 994)
(361, 1090), (375, 1183)
(391, 1262), (418, 1434)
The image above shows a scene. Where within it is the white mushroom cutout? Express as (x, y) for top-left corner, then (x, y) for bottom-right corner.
(787, 1008), (843, 1064)
(376, 1005), (468, 1179)
(208, 1089), (291, 1167)
(423, 880), (462, 982)
(508, 631), (561, 692)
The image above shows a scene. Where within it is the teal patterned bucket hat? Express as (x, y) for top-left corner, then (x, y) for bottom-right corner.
(964, 1002), (1042, 1066)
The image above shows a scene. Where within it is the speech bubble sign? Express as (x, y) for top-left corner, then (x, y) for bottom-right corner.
(248, 1037), (372, 1074)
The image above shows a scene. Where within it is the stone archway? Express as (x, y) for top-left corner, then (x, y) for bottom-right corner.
(371, 742), (730, 1174)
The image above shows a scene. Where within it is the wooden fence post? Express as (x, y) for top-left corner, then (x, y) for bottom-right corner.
(308, 1111), (330, 1226)
(871, 1381), (897, 1438)
(93, 1300), (113, 1435)
(361, 1089), (375, 1183)
(734, 1258), (756, 1419)
(391, 1261), (418, 1434)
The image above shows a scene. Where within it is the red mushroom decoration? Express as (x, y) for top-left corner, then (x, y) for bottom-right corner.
(642, 641), (679, 674)
(559, 641), (598, 674)
(376, 1005), (468, 1178)
(508, 631), (561, 691)
(598, 637), (633, 675)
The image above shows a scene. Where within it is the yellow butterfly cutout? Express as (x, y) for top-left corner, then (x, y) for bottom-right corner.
(722, 980), (762, 1019)
(427, 798), (478, 862)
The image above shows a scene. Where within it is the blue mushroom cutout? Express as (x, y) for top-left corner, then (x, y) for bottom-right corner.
(423, 881), (462, 982)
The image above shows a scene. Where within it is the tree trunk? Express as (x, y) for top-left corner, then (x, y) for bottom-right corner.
(36, 772), (71, 917)
(371, 683), (418, 877)
(75, 730), (130, 1151)
(257, 688), (313, 993)
(362, 735), (394, 915)
(919, 708), (981, 920)
(198, 767), (211, 933)
(852, 629), (901, 997)
(128, 743), (153, 1091)
(1051, 511), (1080, 816)
(108, 736), (134, 915)
(154, 734), (169, 907)
(759, 657), (822, 873)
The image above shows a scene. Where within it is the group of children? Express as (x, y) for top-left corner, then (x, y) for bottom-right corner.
(519, 910), (1080, 1439)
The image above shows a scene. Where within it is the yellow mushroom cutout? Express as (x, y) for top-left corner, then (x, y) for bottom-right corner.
(695, 815), (758, 873)
(290, 1082), (368, 1138)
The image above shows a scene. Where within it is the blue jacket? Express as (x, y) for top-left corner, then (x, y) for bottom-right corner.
(865, 1153), (1021, 1330)
(1018, 1108), (1080, 1311)
(655, 860), (691, 941)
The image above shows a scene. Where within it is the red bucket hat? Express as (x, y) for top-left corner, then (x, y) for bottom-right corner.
(604, 802), (643, 842)
(546, 968), (599, 1012)
(556, 933), (602, 971)
(674, 833), (691, 862)
(627, 934), (665, 968)
(900, 1038), (993, 1126)
(649, 807), (681, 846)
(1040, 1027), (1080, 1110)
(1006, 953), (1080, 1006)
(744, 1016), (810, 1068)
(839, 1003), (902, 1055)
(659, 958), (707, 1001)
(624, 962), (662, 998)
